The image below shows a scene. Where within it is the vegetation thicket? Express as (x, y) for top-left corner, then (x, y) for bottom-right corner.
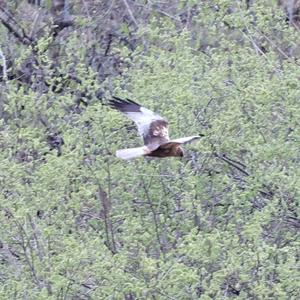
(0, 1), (299, 299)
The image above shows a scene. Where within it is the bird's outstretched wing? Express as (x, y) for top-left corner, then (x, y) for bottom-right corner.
(109, 97), (170, 147)
(159, 135), (201, 149)
(116, 146), (151, 160)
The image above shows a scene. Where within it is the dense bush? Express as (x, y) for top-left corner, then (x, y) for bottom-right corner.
(0, 1), (299, 299)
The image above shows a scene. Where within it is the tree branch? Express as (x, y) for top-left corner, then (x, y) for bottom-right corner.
(122, 0), (139, 28)
(213, 152), (250, 176)
(0, 6), (33, 45)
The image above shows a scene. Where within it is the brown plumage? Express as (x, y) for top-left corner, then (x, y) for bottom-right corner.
(108, 97), (201, 159)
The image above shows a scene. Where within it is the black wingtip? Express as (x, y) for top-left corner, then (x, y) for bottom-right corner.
(111, 96), (140, 106)
(112, 96), (125, 102)
(108, 96), (142, 112)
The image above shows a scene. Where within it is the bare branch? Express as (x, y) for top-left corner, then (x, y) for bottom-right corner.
(0, 6), (33, 45)
(214, 152), (250, 176)
(98, 185), (117, 254)
(122, 0), (139, 28)
(240, 29), (266, 57)
(140, 173), (167, 257)
(155, 8), (180, 22)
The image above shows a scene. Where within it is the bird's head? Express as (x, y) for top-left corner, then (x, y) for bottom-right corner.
(175, 146), (184, 157)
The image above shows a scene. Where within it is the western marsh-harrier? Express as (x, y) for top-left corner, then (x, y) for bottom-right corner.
(109, 97), (201, 159)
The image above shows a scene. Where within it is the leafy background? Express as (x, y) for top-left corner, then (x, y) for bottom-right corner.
(0, 1), (299, 299)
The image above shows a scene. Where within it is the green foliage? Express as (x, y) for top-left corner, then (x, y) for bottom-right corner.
(0, 1), (299, 299)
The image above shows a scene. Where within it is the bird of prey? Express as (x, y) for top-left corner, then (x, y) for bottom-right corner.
(108, 97), (201, 159)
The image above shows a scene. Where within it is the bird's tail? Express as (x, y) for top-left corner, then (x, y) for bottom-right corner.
(116, 146), (147, 160)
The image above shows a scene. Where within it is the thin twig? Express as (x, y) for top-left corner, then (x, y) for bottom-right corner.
(221, 153), (247, 169)
(140, 169), (166, 258)
(258, 29), (292, 61)
(122, 0), (139, 28)
(155, 9), (180, 22)
(0, 6), (33, 45)
(240, 29), (266, 57)
(29, 7), (44, 39)
(214, 152), (250, 176)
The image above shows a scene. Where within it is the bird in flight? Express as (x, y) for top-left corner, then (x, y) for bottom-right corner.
(108, 97), (201, 160)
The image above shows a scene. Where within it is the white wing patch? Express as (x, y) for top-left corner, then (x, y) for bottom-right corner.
(125, 107), (164, 137)
(116, 146), (151, 160)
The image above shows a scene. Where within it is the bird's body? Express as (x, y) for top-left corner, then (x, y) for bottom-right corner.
(147, 144), (183, 158)
(109, 97), (201, 159)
